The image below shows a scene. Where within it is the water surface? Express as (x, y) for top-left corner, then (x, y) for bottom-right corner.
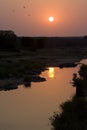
(0, 66), (79, 130)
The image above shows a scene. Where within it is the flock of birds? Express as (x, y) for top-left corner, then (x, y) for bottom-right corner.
(12, 1), (31, 17)
(23, 5), (31, 16)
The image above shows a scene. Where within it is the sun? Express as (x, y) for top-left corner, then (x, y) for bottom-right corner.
(48, 16), (54, 22)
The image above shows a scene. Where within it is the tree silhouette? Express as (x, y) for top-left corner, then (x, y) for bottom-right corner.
(72, 64), (87, 97)
(0, 30), (17, 51)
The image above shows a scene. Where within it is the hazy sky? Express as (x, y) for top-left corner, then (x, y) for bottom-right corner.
(0, 0), (87, 36)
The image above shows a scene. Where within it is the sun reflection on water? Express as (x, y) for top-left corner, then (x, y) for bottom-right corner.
(48, 67), (55, 78)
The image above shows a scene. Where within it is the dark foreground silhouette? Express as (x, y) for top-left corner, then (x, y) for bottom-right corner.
(50, 96), (87, 130)
(72, 64), (87, 96)
(50, 64), (87, 130)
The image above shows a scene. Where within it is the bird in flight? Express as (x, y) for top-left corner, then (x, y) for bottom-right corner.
(12, 9), (15, 13)
(28, 14), (31, 16)
(23, 6), (26, 9)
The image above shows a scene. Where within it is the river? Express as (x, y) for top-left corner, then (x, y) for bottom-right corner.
(0, 59), (86, 130)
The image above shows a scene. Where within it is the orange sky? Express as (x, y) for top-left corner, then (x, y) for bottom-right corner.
(0, 0), (87, 36)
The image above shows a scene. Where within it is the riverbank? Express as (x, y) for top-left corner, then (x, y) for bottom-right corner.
(0, 47), (87, 90)
(0, 58), (46, 90)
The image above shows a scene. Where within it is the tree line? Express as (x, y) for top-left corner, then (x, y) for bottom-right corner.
(0, 30), (87, 51)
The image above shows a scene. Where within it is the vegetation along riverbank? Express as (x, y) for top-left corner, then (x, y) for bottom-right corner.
(50, 64), (87, 130)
